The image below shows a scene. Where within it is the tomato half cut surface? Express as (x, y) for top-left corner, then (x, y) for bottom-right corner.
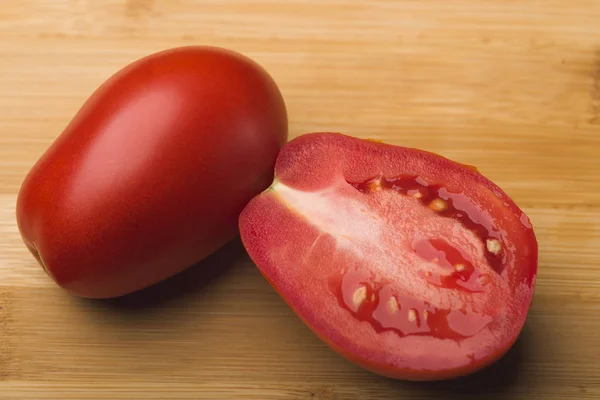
(239, 132), (538, 381)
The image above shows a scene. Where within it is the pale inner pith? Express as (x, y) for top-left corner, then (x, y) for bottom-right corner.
(272, 181), (386, 259)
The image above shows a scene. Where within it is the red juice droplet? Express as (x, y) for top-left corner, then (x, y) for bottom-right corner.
(520, 212), (532, 229)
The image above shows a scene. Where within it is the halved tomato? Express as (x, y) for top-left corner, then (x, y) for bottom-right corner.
(239, 132), (537, 381)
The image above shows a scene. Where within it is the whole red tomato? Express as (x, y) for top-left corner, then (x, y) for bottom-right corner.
(17, 46), (288, 298)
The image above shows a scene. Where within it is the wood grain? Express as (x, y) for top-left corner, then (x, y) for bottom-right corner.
(1, 0), (600, 398)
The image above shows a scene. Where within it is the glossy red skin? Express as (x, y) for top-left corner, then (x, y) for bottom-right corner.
(17, 46), (287, 298)
(239, 132), (538, 381)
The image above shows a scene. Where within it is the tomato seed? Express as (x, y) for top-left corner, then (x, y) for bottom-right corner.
(408, 189), (423, 199)
(353, 286), (367, 309)
(486, 238), (502, 255)
(408, 309), (417, 322)
(387, 297), (399, 313)
(429, 198), (448, 212)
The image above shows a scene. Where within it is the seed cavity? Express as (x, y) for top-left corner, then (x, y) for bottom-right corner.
(429, 198), (448, 212)
(333, 270), (491, 341)
(486, 238), (503, 255)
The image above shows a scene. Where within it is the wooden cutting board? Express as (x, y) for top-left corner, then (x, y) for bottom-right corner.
(1, 1), (599, 399)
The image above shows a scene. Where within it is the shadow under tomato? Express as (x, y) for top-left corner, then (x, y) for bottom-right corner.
(387, 322), (530, 397)
(88, 236), (247, 310)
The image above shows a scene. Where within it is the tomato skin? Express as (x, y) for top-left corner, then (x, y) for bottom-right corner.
(16, 46), (287, 298)
(239, 132), (537, 381)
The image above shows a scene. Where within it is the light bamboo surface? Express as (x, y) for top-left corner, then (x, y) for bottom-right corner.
(1, 1), (600, 399)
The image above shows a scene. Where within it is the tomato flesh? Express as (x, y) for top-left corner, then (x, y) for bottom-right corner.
(239, 132), (537, 380)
